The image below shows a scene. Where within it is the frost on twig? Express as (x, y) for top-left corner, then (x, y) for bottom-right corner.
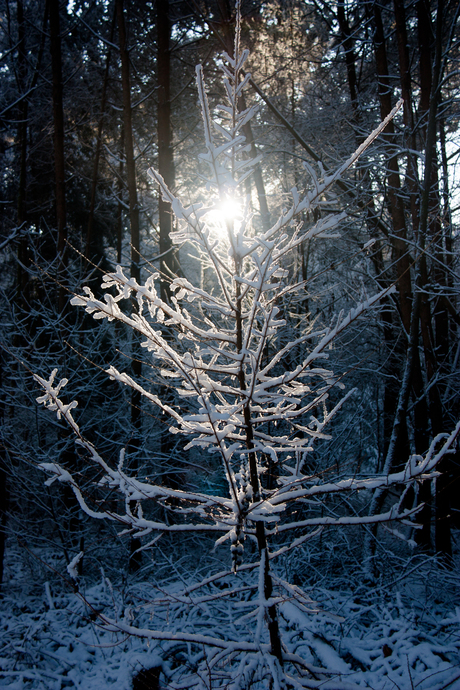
(67, 551), (84, 581)
(35, 364), (459, 540)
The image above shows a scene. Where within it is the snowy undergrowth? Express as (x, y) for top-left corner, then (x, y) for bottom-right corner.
(1, 558), (459, 690)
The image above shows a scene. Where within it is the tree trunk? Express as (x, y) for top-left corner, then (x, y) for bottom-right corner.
(0, 356), (8, 590)
(393, 0), (420, 234)
(364, 282), (422, 578)
(417, 0), (433, 129)
(370, 3), (413, 477)
(156, 0), (180, 485)
(337, 0), (359, 118)
(393, 0), (433, 548)
(16, 0), (29, 308)
(116, 0), (140, 284)
(116, 0), (142, 570)
(416, 0), (454, 559)
(16, 0), (49, 305)
(86, 4), (116, 264)
(234, 277), (283, 665)
(238, 92), (271, 232)
(157, 0), (179, 303)
(117, 126), (124, 265)
(49, 0), (67, 314)
(371, 3), (412, 334)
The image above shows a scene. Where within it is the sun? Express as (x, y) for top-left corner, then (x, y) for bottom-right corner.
(219, 198), (241, 223)
(210, 196), (243, 236)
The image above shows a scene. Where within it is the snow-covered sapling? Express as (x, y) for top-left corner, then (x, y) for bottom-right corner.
(34, 10), (460, 688)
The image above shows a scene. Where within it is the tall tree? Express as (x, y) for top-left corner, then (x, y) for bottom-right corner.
(157, 0), (177, 302)
(116, 0), (140, 285)
(116, 0), (143, 568)
(49, 0), (67, 314)
(85, 6), (116, 265)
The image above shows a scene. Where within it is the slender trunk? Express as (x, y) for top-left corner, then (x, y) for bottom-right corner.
(216, 4), (283, 653)
(49, 0), (67, 314)
(417, 0), (444, 410)
(415, 1), (443, 422)
(393, 0), (432, 547)
(336, 3), (402, 471)
(337, 0), (359, 118)
(0, 356), (8, 590)
(393, 0), (420, 235)
(370, 3), (412, 472)
(17, 0), (49, 297)
(86, 5), (116, 263)
(234, 275), (283, 664)
(335, 2), (403, 477)
(157, 0), (178, 303)
(117, 126), (124, 265)
(417, 0), (453, 558)
(372, 3), (412, 333)
(156, 0), (182, 488)
(116, 0), (140, 284)
(417, 0), (433, 132)
(439, 118), (453, 256)
(237, 93), (270, 231)
(364, 282), (422, 578)
(16, 0), (26, 209)
(16, 0), (29, 307)
(116, 0), (142, 569)
(411, 347), (432, 548)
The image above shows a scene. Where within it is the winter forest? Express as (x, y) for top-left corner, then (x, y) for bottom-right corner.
(1, 0), (460, 688)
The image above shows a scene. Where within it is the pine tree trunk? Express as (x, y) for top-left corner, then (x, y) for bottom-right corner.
(16, 0), (29, 308)
(0, 356), (7, 591)
(86, 5), (116, 264)
(238, 92), (271, 231)
(117, 0), (142, 569)
(336, 0), (359, 117)
(116, 0), (140, 285)
(371, 3), (412, 334)
(417, 0), (454, 559)
(49, 0), (67, 314)
(393, 0), (433, 548)
(156, 0), (184, 491)
(117, 126), (124, 265)
(157, 0), (178, 303)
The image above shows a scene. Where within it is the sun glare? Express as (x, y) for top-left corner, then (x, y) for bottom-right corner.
(209, 197), (242, 236)
(219, 198), (241, 222)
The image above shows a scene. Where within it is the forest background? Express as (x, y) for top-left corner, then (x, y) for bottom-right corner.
(0, 0), (460, 688)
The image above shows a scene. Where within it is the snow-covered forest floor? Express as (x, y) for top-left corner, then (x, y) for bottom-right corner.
(1, 542), (459, 689)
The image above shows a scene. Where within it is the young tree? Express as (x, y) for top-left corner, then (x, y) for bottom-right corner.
(34, 9), (460, 687)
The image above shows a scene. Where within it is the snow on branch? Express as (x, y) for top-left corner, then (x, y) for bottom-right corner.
(33, 18), (458, 687)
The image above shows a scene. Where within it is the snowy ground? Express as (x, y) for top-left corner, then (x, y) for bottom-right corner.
(1, 548), (460, 689)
